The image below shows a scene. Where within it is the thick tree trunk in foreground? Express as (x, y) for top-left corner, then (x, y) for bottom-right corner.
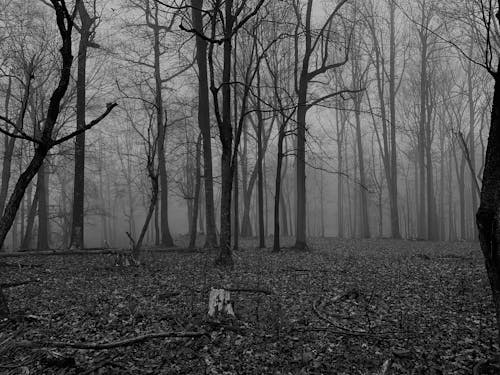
(477, 60), (500, 347)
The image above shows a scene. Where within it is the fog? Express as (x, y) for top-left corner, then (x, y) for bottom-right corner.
(0, 0), (493, 251)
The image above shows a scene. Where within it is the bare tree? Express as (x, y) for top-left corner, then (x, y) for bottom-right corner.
(69, 0), (100, 249)
(0, 0), (116, 316)
(292, 0), (351, 249)
(191, 0), (218, 248)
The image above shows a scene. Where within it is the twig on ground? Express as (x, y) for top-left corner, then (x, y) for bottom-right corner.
(0, 262), (42, 268)
(312, 298), (357, 330)
(225, 287), (273, 295)
(1, 279), (39, 289)
(16, 331), (208, 350)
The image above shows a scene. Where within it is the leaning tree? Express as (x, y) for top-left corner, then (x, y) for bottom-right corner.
(0, 0), (116, 316)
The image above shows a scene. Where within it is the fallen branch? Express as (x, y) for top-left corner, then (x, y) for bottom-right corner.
(16, 331), (208, 350)
(0, 262), (42, 268)
(312, 298), (366, 334)
(225, 287), (273, 295)
(1, 279), (39, 289)
(0, 248), (184, 258)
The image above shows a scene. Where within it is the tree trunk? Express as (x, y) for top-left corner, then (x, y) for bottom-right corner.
(189, 135), (202, 249)
(21, 182), (39, 250)
(214, 0), (235, 266)
(152, 4), (173, 248)
(388, 0), (401, 239)
(425, 126), (439, 241)
(453, 140), (466, 240)
(273, 120), (286, 252)
(132, 176), (158, 261)
(476, 61), (500, 347)
(418, 41), (427, 240)
(0, 77), (21, 218)
(69, 1), (92, 249)
(336, 107), (345, 238)
(256, 72), (265, 248)
(192, 0), (218, 248)
(37, 161), (49, 250)
(354, 95), (370, 238)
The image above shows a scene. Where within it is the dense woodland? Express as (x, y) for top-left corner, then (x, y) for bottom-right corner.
(3, 0), (500, 373)
(0, 0), (494, 255)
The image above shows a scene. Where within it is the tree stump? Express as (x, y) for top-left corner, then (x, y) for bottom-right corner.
(208, 288), (234, 318)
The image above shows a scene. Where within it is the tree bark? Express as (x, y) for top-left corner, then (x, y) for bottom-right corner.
(214, 0), (235, 266)
(21, 182), (39, 250)
(152, 5), (174, 248)
(388, 0), (401, 239)
(69, 1), (92, 249)
(256, 72), (265, 248)
(477, 60), (500, 347)
(37, 161), (49, 250)
(189, 135), (202, 249)
(191, 0), (218, 248)
(354, 93), (370, 238)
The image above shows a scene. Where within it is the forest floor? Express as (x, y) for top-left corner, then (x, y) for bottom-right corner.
(0, 238), (496, 374)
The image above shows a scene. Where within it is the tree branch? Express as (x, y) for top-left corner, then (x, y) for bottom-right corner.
(16, 331), (208, 350)
(51, 103), (118, 147)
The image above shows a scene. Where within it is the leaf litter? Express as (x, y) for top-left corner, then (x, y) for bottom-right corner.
(0, 238), (495, 374)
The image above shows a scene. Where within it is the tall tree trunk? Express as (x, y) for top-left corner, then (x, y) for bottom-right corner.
(69, 1), (92, 249)
(189, 135), (202, 249)
(256, 72), (265, 248)
(336, 107), (345, 238)
(214, 0), (235, 266)
(388, 0), (401, 239)
(354, 95), (370, 238)
(152, 3), (173, 247)
(453, 140), (466, 240)
(21, 182), (39, 250)
(192, 0), (218, 248)
(448, 143), (457, 241)
(240, 129), (253, 237)
(37, 161), (49, 250)
(425, 122), (439, 240)
(273, 120), (286, 251)
(418, 39), (427, 240)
